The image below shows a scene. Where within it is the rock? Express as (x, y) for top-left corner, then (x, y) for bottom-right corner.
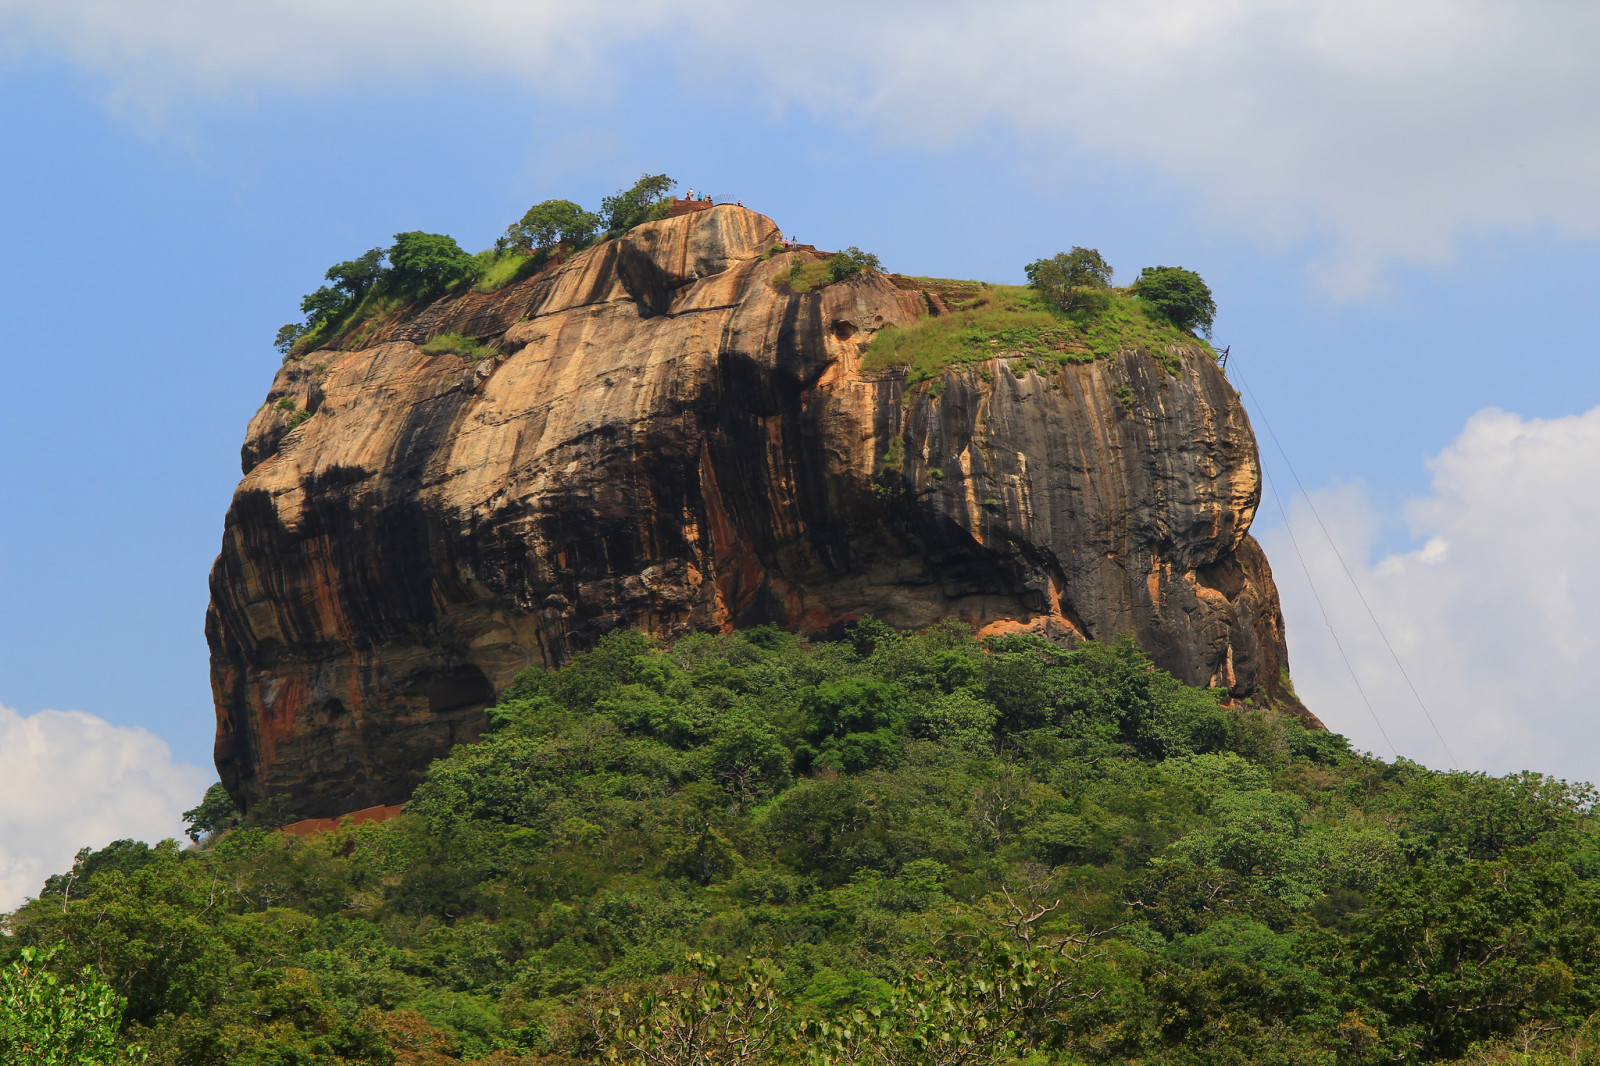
(207, 204), (1317, 818)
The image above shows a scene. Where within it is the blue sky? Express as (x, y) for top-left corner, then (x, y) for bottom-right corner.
(5, 0), (1600, 904)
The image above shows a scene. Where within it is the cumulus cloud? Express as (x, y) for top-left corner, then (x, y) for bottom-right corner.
(0, 703), (210, 912)
(5, 1), (1600, 289)
(1259, 404), (1600, 781)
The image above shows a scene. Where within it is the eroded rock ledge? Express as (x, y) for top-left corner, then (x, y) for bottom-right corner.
(207, 205), (1314, 817)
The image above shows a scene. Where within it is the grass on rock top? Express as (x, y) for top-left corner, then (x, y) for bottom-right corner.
(862, 282), (1207, 387)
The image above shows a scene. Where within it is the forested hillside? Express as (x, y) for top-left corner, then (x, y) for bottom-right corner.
(8, 624), (1600, 1064)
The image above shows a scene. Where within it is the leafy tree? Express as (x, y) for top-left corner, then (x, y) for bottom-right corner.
(1025, 247), (1114, 313)
(825, 246), (881, 283)
(386, 230), (479, 299)
(1132, 265), (1216, 336)
(239, 792), (297, 830)
(323, 247), (386, 298)
(40, 841), (156, 903)
(0, 947), (145, 1065)
(1345, 855), (1599, 1058)
(593, 952), (784, 1064)
(182, 783), (240, 843)
(601, 173), (677, 237)
(504, 199), (601, 254)
(272, 323), (306, 356)
(299, 284), (349, 328)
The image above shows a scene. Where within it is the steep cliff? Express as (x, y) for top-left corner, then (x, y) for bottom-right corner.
(207, 205), (1314, 817)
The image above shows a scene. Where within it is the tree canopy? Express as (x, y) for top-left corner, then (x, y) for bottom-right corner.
(503, 200), (601, 254)
(11, 623), (1600, 1064)
(1025, 246), (1115, 313)
(0, 947), (145, 1065)
(278, 174), (681, 358)
(1133, 265), (1217, 336)
(600, 173), (677, 237)
(386, 231), (478, 299)
(181, 783), (238, 843)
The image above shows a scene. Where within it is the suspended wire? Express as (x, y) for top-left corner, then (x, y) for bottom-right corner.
(1257, 459), (1398, 758)
(1230, 358), (1459, 769)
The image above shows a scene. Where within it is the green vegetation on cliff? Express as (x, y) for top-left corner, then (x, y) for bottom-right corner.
(9, 623), (1600, 1064)
(862, 282), (1202, 387)
(863, 248), (1218, 387)
(275, 174), (680, 359)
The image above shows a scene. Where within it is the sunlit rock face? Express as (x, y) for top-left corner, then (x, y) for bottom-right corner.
(207, 205), (1312, 818)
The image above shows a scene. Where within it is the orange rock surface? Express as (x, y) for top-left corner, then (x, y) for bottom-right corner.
(208, 205), (1313, 818)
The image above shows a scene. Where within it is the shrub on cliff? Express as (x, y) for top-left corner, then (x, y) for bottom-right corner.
(601, 172), (677, 236)
(862, 280), (1197, 385)
(786, 246), (882, 293)
(1025, 246), (1114, 314)
(503, 199), (601, 254)
(419, 331), (495, 361)
(296, 247), (389, 334)
(1133, 264), (1217, 336)
(324, 247), (387, 302)
(826, 246), (881, 282)
(278, 173), (690, 356)
(272, 323), (304, 357)
(285, 234), (475, 354)
(385, 231), (480, 300)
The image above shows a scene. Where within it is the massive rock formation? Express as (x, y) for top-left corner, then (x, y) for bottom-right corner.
(207, 204), (1313, 818)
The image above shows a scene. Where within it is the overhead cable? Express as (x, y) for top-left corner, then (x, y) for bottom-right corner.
(1231, 359), (1458, 769)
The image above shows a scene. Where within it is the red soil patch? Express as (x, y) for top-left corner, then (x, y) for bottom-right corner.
(279, 803), (405, 838)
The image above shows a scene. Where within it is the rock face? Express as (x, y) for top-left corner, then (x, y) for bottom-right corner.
(208, 205), (1314, 818)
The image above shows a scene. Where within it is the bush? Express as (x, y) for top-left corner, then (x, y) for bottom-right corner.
(277, 173), (681, 354)
(182, 783), (239, 843)
(420, 332), (495, 361)
(272, 324), (305, 356)
(387, 231), (480, 299)
(1133, 265), (1216, 336)
(470, 250), (540, 293)
(1025, 247), (1113, 314)
(786, 247), (882, 293)
(298, 284), (348, 329)
(504, 199), (600, 254)
(601, 173), (677, 237)
(826, 246), (881, 282)
(324, 248), (386, 301)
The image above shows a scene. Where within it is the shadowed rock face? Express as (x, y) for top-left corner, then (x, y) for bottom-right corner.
(207, 205), (1314, 818)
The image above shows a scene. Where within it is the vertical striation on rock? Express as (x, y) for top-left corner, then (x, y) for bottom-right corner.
(207, 204), (1316, 818)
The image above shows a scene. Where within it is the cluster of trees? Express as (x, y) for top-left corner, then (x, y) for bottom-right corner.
(276, 174), (678, 357)
(1026, 247), (1217, 337)
(500, 174), (677, 256)
(9, 623), (1600, 1064)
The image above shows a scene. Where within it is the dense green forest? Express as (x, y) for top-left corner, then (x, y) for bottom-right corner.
(8, 623), (1600, 1064)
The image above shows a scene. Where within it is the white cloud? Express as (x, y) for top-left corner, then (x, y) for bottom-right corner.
(0, 703), (210, 912)
(1260, 404), (1600, 781)
(6, 1), (1600, 289)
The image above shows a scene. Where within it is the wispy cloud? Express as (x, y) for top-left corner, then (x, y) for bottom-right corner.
(1260, 403), (1600, 780)
(0, 703), (210, 911)
(5, 1), (1600, 290)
